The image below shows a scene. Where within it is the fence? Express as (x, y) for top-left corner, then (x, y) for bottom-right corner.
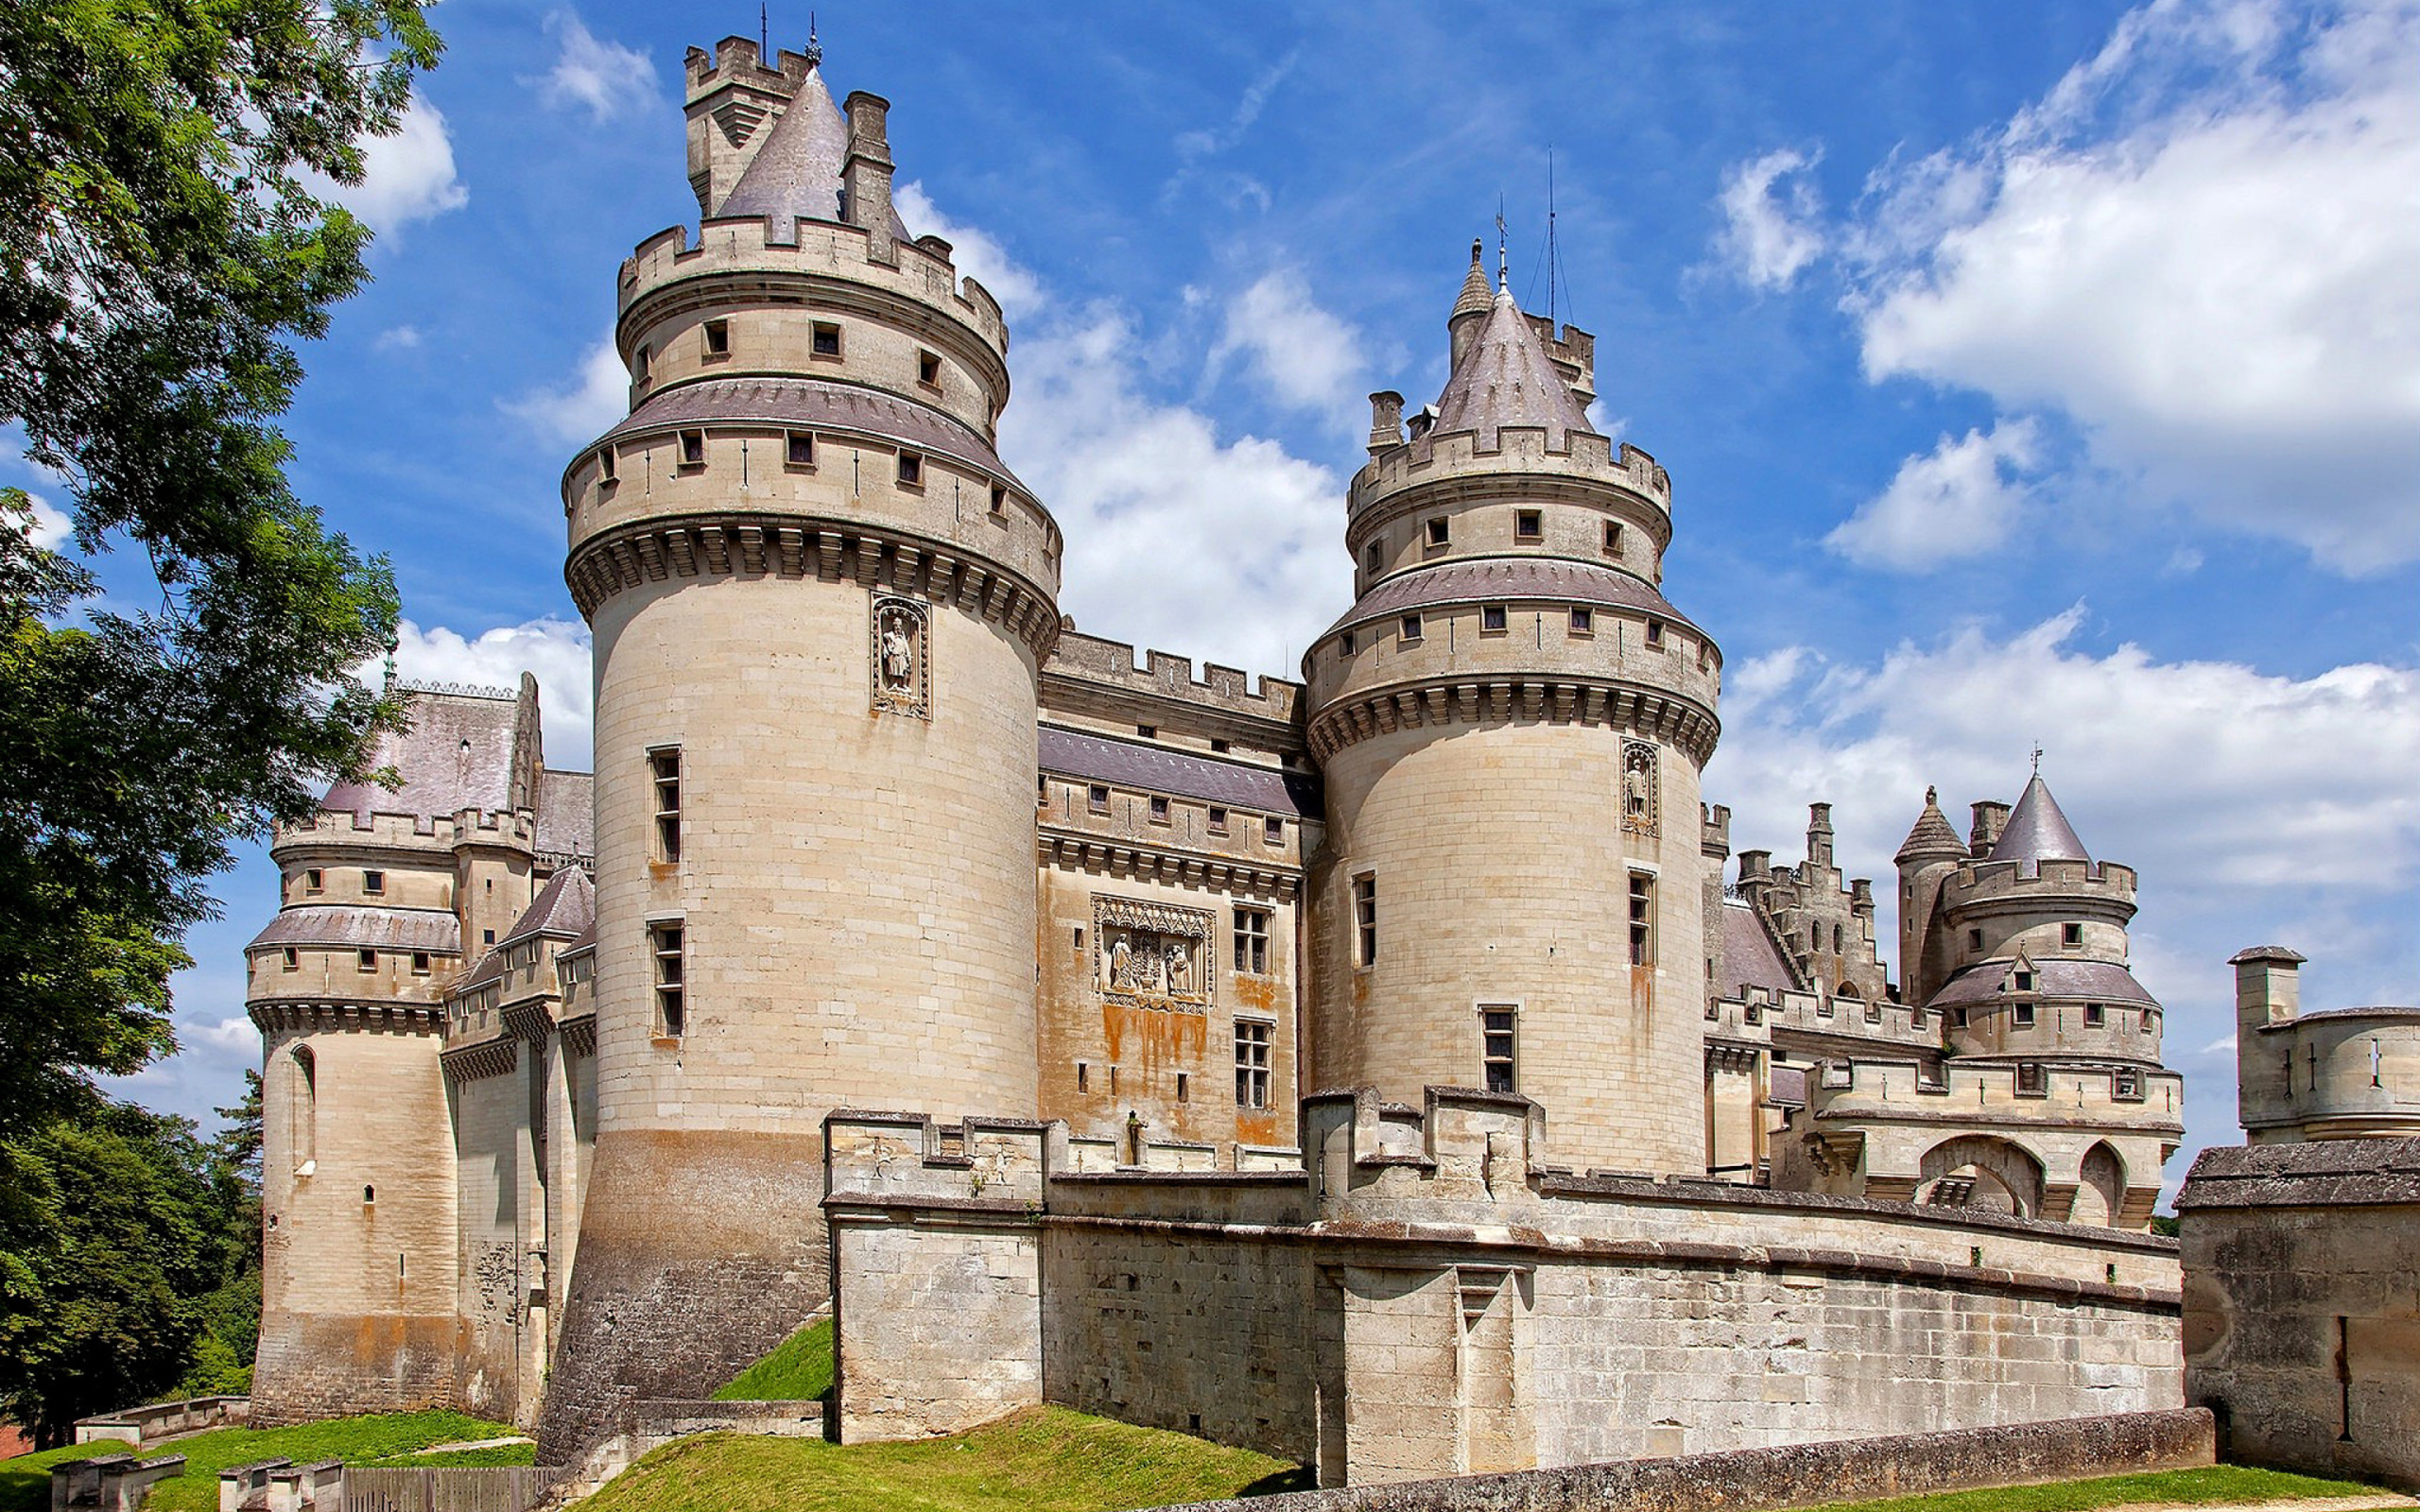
(342, 1467), (539, 1512)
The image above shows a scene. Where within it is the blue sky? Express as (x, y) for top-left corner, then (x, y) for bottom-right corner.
(35, 0), (2416, 1194)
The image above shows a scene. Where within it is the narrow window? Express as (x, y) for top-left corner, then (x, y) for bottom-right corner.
(2144, 1009), (2159, 1035)
(1644, 618), (1666, 648)
(1072, 926), (1084, 960)
(1340, 630), (1357, 655)
(786, 430), (815, 469)
(650, 923), (685, 1038)
(1235, 1021), (1270, 1108)
(703, 318), (730, 357)
(811, 321), (841, 357)
(989, 483), (1008, 516)
(1264, 816), (1283, 846)
(1110, 1065), (1119, 1095)
(1087, 784), (1110, 815)
(1832, 923), (1842, 953)
(1628, 872), (1654, 966)
(896, 450), (923, 487)
(364, 1185), (375, 1204)
(2084, 1003), (2106, 1027)
(1149, 795), (1170, 825)
(1399, 613), (1423, 644)
(633, 343), (651, 382)
(1910, 1006), (1927, 1030)
(362, 868), (385, 896)
(282, 947), (300, 972)
(1077, 1062), (1089, 1092)
(1353, 874), (1377, 966)
(1954, 1006), (1971, 1030)
(1480, 604), (1508, 633)
(649, 747), (682, 863)
(1968, 928), (1984, 952)
(2062, 922), (2083, 948)
(597, 445), (618, 484)
(2014, 1002), (2036, 1028)
(1481, 1006), (1518, 1093)
(1569, 607), (1594, 635)
(1207, 805), (1229, 835)
(1364, 541), (1383, 576)
(917, 350), (942, 386)
(1426, 517), (1450, 547)
(410, 951), (431, 976)
(1514, 508), (1543, 541)
(1602, 520), (1622, 556)
(1176, 1073), (1189, 1103)
(679, 428), (705, 468)
(304, 868), (322, 893)
(1234, 907), (1270, 975)
(357, 949), (378, 973)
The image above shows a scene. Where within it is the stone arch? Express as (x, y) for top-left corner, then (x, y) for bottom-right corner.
(1916, 1133), (2046, 1219)
(288, 1042), (318, 1170)
(1835, 980), (1862, 1000)
(2072, 1141), (2127, 1228)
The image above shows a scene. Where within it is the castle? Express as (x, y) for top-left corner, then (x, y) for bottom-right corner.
(246, 39), (2188, 1481)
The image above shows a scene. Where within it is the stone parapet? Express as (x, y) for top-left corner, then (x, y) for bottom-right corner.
(1707, 986), (1939, 1052)
(1043, 628), (1305, 736)
(1940, 855), (2138, 913)
(1350, 433), (1669, 525)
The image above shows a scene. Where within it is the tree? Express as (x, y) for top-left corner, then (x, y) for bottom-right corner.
(0, 0), (441, 1126)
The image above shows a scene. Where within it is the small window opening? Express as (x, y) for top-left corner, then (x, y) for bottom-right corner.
(410, 951), (430, 975)
(357, 949), (377, 973)
(702, 318), (730, 357)
(362, 868), (385, 895)
(1480, 604), (1508, 633)
(651, 923), (685, 1038)
(281, 947), (299, 971)
(896, 451), (923, 487)
(1340, 630), (1357, 655)
(1602, 520), (1622, 556)
(650, 747), (682, 864)
(1176, 1073), (1190, 1103)
(1235, 1021), (1270, 1108)
(1208, 805), (1229, 835)
(1644, 618), (1666, 648)
(811, 321), (842, 357)
(2014, 1002), (2036, 1028)
(1426, 517), (1450, 547)
(917, 350), (942, 386)
(364, 1185), (375, 1204)
(1264, 816), (1283, 846)
(1364, 541), (1384, 576)
(1354, 874), (1377, 967)
(1481, 1006), (1518, 1093)
(1136, 724), (1156, 738)
(1968, 928), (1984, 952)
(786, 430), (815, 468)
(1514, 509), (1543, 541)
(2084, 1003), (2106, 1027)
(596, 445), (617, 484)
(1149, 795), (1170, 825)
(1077, 1062), (1089, 1092)
(304, 868), (322, 893)
(1569, 607), (1594, 634)
(1073, 926), (1084, 959)
(679, 429), (705, 468)
(990, 483), (1008, 516)
(2062, 922), (2083, 948)
(633, 344), (651, 382)
(1399, 613), (1423, 644)
(1209, 739), (1229, 753)
(1954, 1006), (1971, 1030)
(1087, 784), (1110, 815)
(1234, 906), (1270, 975)
(1628, 872), (1655, 966)
(2014, 971), (2035, 992)
(2144, 1009), (2159, 1035)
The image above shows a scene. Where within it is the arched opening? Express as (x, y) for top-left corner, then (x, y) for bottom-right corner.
(290, 1043), (318, 1174)
(1835, 980), (1861, 1000)
(1916, 1134), (2046, 1219)
(2073, 1142), (2127, 1228)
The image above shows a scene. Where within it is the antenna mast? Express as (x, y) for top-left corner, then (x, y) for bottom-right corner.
(1547, 147), (1558, 326)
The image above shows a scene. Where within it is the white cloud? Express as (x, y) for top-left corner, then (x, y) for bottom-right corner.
(374, 324), (424, 352)
(1825, 417), (2041, 570)
(9, 490), (71, 549)
(1713, 146), (1826, 290)
(1208, 269), (1367, 425)
(194, 1016), (262, 1054)
(532, 10), (662, 125)
(895, 181), (1044, 318)
(504, 338), (629, 448)
(1843, 0), (2420, 572)
(309, 94), (468, 233)
(390, 616), (596, 767)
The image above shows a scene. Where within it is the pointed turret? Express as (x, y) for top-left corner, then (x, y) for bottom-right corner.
(1430, 287), (1598, 452)
(715, 60), (912, 242)
(1447, 239), (1493, 369)
(1989, 775), (2091, 869)
(1895, 786), (1965, 864)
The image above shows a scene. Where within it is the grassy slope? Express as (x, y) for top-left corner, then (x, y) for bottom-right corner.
(0, 1411), (523, 1512)
(575, 1404), (1313, 1512)
(1806, 1464), (2396, 1512)
(711, 1318), (835, 1401)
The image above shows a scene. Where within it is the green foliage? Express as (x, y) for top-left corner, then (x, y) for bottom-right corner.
(0, 1410), (516, 1512)
(712, 1318), (835, 1402)
(2149, 1213), (2180, 1237)
(577, 1406), (1313, 1512)
(0, 0), (441, 1129)
(1802, 1463), (2391, 1512)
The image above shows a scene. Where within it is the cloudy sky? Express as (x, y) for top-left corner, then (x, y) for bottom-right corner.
(47, 0), (2417, 1197)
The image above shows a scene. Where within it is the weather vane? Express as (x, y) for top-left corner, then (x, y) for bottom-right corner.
(1495, 195), (1509, 290)
(2031, 742), (2045, 777)
(804, 9), (821, 69)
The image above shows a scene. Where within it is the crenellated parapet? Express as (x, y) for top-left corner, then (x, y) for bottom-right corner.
(1043, 628), (1305, 729)
(1706, 986), (1939, 1052)
(1351, 431), (1669, 523)
(1939, 855), (2138, 917)
(824, 1108), (1061, 1207)
(1804, 1056), (2183, 1130)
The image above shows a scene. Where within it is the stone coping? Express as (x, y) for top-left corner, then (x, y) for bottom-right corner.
(2255, 1005), (2420, 1028)
(1536, 1171), (2182, 1253)
(2176, 1135), (2420, 1209)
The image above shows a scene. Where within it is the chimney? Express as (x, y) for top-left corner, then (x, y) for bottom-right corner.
(1969, 800), (2011, 856)
(2230, 945), (2305, 1028)
(842, 91), (895, 262)
(1806, 802), (1834, 868)
(1367, 390), (1405, 455)
(1701, 802), (1732, 861)
(2229, 945), (2306, 1136)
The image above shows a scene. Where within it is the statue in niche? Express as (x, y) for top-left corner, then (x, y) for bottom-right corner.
(1108, 936), (1132, 990)
(870, 596), (930, 718)
(1092, 897), (1213, 1011)
(1621, 739), (1659, 836)
(1164, 941), (1189, 996)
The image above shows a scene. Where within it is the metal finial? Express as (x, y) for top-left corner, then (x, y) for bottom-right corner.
(804, 10), (821, 68)
(2031, 743), (2045, 778)
(1495, 195), (1509, 290)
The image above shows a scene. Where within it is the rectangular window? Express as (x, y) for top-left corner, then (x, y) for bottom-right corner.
(281, 947), (300, 972)
(304, 868), (322, 893)
(357, 949), (377, 973)
(1072, 926), (1084, 960)
(1148, 795), (1170, 825)
(2014, 1002), (2036, 1028)
(1968, 928), (1984, 952)
(1340, 630), (1357, 655)
(1481, 1006), (1518, 1093)
(2014, 971), (2035, 992)
(917, 350), (942, 386)
(1644, 618), (1666, 648)
(1176, 1073), (1189, 1103)
(1953, 1006), (1970, 1030)
(410, 951), (431, 975)
(2084, 1002), (2106, 1027)
(896, 450), (924, 486)
(786, 430), (815, 468)
(703, 318), (730, 357)
(649, 747), (682, 864)
(1602, 520), (1622, 556)
(1264, 816), (1283, 846)
(1136, 724), (1156, 738)
(1365, 541), (1384, 576)
(1077, 1062), (1089, 1092)
(2114, 1070), (2142, 1100)
(1234, 907), (1270, 975)
(2017, 1062), (2046, 1094)
(1569, 607), (1594, 635)
(2143, 1009), (2160, 1035)
(1910, 1006), (1927, 1030)
(1628, 872), (1655, 966)
(1399, 613), (1423, 643)
(1426, 517), (1450, 547)
(1514, 508), (1543, 541)
(990, 483), (1008, 516)
(597, 444), (618, 484)
(810, 321), (841, 357)
(679, 428), (705, 468)
(362, 868), (385, 895)
(1210, 739), (1229, 753)
(650, 923), (685, 1039)
(1235, 1021), (1270, 1108)
(1207, 805), (1228, 835)
(1353, 873), (1377, 966)
(633, 343), (651, 382)
(1480, 604), (1508, 633)
(1087, 784), (1110, 815)
(2062, 922), (2083, 947)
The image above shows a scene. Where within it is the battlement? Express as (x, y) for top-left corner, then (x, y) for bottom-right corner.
(273, 804), (536, 856)
(1941, 855), (2137, 909)
(684, 36), (819, 94)
(1707, 986), (1938, 1051)
(620, 216), (1007, 359)
(1349, 429), (1669, 518)
(824, 1109), (1062, 1207)
(1043, 627), (1305, 725)
(1805, 1056), (2184, 1128)
(1302, 1084), (1549, 1198)
(1522, 314), (1598, 401)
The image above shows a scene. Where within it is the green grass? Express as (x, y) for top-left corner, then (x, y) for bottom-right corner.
(0, 1410), (518, 1512)
(576, 1403), (1313, 1511)
(359, 1443), (538, 1469)
(712, 1318), (835, 1401)
(1804, 1463), (2395, 1512)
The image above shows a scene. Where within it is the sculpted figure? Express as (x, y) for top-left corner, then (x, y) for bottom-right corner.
(1108, 936), (1132, 989)
(879, 618), (914, 689)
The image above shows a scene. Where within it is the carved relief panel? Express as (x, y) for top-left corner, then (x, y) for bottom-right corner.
(1621, 739), (1660, 837)
(871, 595), (930, 719)
(1093, 895), (1213, 1012)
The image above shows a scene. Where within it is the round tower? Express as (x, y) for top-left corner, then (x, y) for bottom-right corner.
(1893, 785), (1967, 1011)
(1304, 246), (1720, 1174)
(540, 37), (1060, 1460)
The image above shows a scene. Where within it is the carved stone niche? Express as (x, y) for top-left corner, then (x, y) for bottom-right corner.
(871, 594), (930, 719)
(1093, 895), (1214, 1013)
(1621, 738), (1660, 837)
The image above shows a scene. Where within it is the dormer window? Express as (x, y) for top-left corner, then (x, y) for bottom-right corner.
(2013, 971), (2034, 992)
(702, 318), (730, 358)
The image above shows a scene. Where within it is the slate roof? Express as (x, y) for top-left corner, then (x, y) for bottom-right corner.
(321, 688), (520, 823)
(499, 868), (596, 952)
(1718, 900), (1799, 997)
(713, 65), (914, 243)
(1450, 242), (1493, 323)
(1426, 288), (1596, 452)
(248, 906), (461, 955)
(2176, 1136), (2420, 1210)
(598, 376), (1024, 490)
(1039, 725), (1321, 817)
(1327, 558), (1703, 641)
(1895, 787), (1965, 863)
(538, 769), (595, 860)
(1768, 1064), (1808, 1108)
(1926, 957), (2158, 1009)
(1988, 775), (2093, 870)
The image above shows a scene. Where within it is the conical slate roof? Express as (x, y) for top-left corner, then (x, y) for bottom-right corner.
(1988, 775), (2092, 868)
(1451, 241), (1493, 324)
(1894, 785), (1965, 863)
(714, 65), (912, 243)
(1428, 288), (1595, 451)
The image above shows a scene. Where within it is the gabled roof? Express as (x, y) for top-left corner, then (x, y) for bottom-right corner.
(320, 686), (522, 823)
(1427, 289), (1596, 452)
(1895, 786), (1965, 864)
(1988, 775), (2092, 869)
(1718, 900), (1800, 997)
(499, 867), (595, 952)
(538, 769), (594, 861)
(713, 65), (913, 243)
